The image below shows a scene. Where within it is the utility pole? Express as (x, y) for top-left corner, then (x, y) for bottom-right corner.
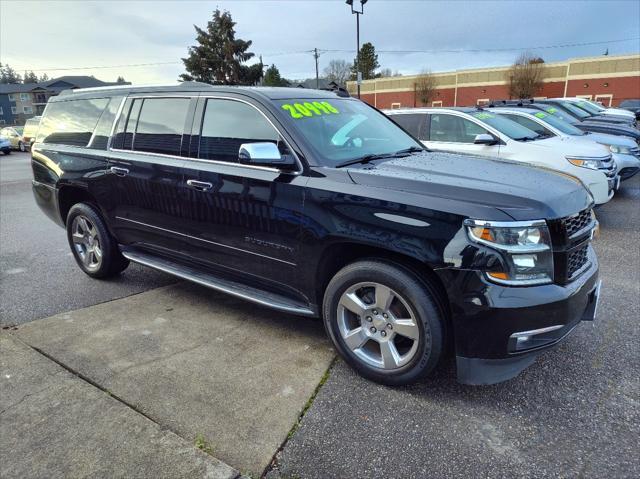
(314, 48), (320, 89)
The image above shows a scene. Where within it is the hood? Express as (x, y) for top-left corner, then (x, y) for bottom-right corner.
(604, 107), (636, 118)
(346, 151), (592, 221)
(581, 121), (640, 139)
(576, 131), (637, 148)
(525, 136), (611, 157)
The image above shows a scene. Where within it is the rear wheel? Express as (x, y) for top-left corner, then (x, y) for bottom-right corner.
(19, 141), (25, 152)
(66, 203), (129, 278)
(323, 260), (444, 386)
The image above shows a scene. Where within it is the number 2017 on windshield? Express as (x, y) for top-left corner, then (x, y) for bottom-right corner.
(282, 102), (339, 119)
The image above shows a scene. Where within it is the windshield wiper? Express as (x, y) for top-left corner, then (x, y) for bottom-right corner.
(335, 146), (424, 168)
(513, 136), (539, 142)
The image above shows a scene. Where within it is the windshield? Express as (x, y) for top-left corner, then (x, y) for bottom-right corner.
(275, 98), (421, 165)
(530, 111), (585, 136)
(470, 111), (540, 140)
(553, 101), (591, 119)
(14, 127), (24, 134)
(573, 100), (602, 115)
(540, 106), (579, 124)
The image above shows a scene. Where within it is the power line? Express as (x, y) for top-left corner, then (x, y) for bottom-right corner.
(14, 37), (638, 73)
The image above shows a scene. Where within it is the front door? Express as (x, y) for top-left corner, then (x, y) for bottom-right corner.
(178, 96), (306, 298)
(423, 112), (501, 158)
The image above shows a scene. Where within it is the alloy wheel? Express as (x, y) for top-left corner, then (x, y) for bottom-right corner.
(337, 282), (421, 370)
(71, 215), (102, 271)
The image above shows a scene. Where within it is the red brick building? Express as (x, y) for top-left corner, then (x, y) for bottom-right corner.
(347, 53), (640, 109)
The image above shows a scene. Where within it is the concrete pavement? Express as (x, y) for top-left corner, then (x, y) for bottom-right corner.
(1, 333), (239, 479)
(12, 281), (334, 477)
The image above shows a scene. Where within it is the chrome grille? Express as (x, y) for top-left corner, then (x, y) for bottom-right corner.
(598, 155), (616, 178)
(630, 146), (640, 158)
(567, 244), (589, 279)
(564, 209), (592, 238)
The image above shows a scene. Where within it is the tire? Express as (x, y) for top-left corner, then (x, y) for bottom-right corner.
(66, 202), (129, 278)
(2, 149), (10, 155)
(323, 260), (444, 386)
(18, 142), (25, 152)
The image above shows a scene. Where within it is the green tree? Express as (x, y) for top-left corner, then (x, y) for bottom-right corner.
(350, 42), (380, 81)
(116, 75), (127, 84)
(263, 64), (288, 86)
(179, 9), (260, 85)
(39, 73), (49, 82)
(0, 63), (22, 84)
(23, 71), (39, 83)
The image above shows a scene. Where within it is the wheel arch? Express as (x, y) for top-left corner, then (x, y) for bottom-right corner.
(57, 185), (99, 225)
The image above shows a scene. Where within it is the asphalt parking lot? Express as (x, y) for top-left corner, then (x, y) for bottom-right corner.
(1, 150), (639, 478)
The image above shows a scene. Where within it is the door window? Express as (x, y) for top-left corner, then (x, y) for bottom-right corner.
(429, 114), (488, 143)
(390, 114), (424, 139)
(198, 99), (288, 163)
(133, 98), (190, 156)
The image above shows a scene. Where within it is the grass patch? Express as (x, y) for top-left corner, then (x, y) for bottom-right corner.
(194, 434), (213, 455)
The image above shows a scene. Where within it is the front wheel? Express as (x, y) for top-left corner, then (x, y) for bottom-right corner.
(2, 149), (10, 155)
(19, 141), (25, 152)
(323, 260), (444, 386)
(66, 202), (129, 278)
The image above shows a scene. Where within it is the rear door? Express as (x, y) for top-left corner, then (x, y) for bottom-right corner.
(178, 95), (307, 296)
(107, 95), (195, 251)
(423, 112), (501, 158)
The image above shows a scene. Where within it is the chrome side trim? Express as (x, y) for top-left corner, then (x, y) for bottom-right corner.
(115, 216), (296, 266)
(121, 249), (314, 316)
(374, 213), (430, 227)
(464, 218), (547, 228)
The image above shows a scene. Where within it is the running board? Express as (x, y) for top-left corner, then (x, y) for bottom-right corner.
(121, 249), (315, 317)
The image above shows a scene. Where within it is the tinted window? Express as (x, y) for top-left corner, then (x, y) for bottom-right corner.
(391, 114), (424, 139)
(37, 98), (109, 146)
(88, 97), (123, 150)
(132, 98), (189, 155)
(198, 99), (284, 163)
(429, 114), (488, 143)
(470, 112), (539, 140)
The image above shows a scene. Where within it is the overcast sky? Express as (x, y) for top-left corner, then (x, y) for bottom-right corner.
(1, 0), (639, 84)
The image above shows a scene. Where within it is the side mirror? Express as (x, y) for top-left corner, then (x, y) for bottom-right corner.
(238, 142), (295, 168)
(474, 133), (497, 145)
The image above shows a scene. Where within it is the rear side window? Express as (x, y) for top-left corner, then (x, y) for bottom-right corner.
(37, 98), (109, 146)
(88, 97), (123, 150)
(133, 98), (190, 156)
(198, 99), (283, 163)
(391, 114), (424, 139)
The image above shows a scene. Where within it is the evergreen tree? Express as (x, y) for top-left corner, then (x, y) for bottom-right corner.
(23, 71), (39, 83)
(263, 64), (288, 86)
(0, 64), (22, 84)
(350, 42), (380, 80)
(39, 73), (49, 82)
(116, 76), (127, 84)
(179, 9), (259, 85)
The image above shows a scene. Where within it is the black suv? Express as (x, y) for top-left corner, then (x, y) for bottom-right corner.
(32, 84), (601, 386)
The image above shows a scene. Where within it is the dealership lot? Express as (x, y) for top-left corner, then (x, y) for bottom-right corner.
(1, 151), (639, 478)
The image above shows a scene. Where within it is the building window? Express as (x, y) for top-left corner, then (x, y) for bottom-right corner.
(20, 93), (29, 101)
(8, 94), (16, 101)
(595, 94), (613, 107)
(431, 100), (443, 107)
(390, 102), (402, 109)
(476, 98), (490, 106)
(11, 107), (17, 114)
(23, 106), (33, 114)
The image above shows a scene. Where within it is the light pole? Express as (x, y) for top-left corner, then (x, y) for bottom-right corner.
(346, 0), (367, 98)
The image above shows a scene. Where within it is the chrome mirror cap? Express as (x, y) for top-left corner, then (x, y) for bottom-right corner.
(239, 142), (282, 162)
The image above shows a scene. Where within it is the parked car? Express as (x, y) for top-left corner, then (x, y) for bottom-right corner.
(559, 97), (636, 121)
(0, 126), (27, 151)
(619, 99), (640, 120)
(385, 107), (616, 205)
(538, 99), (637, 128)
(32, 84), (601, 386)
(490, 100), (640, 143)
(22, 116), (42, 149)
(0, 137), (11, 155)
(488, 107), (640, 181)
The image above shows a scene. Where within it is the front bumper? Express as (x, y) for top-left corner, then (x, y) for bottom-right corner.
(437, 248), (599, 385)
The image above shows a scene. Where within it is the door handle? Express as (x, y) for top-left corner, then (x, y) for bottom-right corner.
(110, 166), (129, 177)
(186, 179), (213, 192)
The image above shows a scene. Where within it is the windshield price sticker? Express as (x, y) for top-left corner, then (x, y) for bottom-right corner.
(282, 101), (339, 119)
(546, 107), (557, 113)
(473, 112), (494, 120)
(534, 112), (547, 118)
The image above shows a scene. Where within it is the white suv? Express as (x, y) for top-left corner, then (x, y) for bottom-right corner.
(489, 107), (639, 181)
(385, 107), (616, 205)
(558, 97), (637, 121)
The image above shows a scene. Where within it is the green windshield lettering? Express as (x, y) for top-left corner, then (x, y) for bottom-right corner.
(534, 112), (547, 119)
(473, 112), (494, 120)
(281, 101), (340, 119)
(546, 107), (557, 113)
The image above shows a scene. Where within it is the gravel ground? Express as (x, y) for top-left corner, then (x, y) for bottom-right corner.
(268, 175), (640, 479)
(0, 152), (176, 326)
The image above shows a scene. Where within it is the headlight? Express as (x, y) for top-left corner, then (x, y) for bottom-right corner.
(566, 156), (603, 170)
(465, 219), (554, 286)
(608, 145), (631, 154)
